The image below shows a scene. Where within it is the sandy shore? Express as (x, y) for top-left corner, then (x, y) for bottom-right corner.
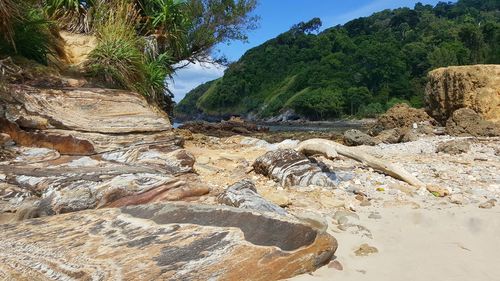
(182, 132), (499, 281)
(290, 205), (500, 281)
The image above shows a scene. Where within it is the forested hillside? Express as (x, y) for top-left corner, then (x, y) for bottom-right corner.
(176, 0), (500, 120)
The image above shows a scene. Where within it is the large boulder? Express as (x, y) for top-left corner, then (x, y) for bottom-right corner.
(446, 108), (500, 137)
(253, 149), (338, 188)
(369, 103), (434, 136)
(0, 84), (206, 219)
(425, 65), (500, 124)
(0, 203), (337, 280)
(343, 129), (377, 146)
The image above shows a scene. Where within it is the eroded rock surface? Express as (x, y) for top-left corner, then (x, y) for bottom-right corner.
(253, 149), (338, 188)
(369, 103), (434, 136)
(217, 179), (287, 215)
(0, 203), (337, 281)
(446, 108), (500, 137)
(426, 65), (500, 124)
(0, 84), (207, 219)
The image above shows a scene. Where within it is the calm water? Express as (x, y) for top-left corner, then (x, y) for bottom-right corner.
(174, 120), (371, 133)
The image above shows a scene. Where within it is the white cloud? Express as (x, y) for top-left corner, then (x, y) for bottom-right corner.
(168, 61), (226, 103)
(327, 0), (435, 26)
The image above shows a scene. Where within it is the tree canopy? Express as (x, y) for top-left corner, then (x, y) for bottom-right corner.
(176, 0), (500, 120)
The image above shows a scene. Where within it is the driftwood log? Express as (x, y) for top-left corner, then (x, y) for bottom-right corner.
(296, 139), (424, 187)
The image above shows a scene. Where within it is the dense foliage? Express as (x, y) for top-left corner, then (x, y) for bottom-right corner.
(177, 0), (500, 120)
(0, 0), (257, 114)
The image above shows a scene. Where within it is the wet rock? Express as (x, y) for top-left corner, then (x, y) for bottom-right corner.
(437, 140), (471, 155)
(425, 65), (500, 124)
(217, 180), (287, 215)
(446, 108), (500, 137)
(253, 149), (338, 188)
(179, 120), (268, 137)
(355, 244), (379, 256)
(343, 129), (377, 146)
(0, 203), (338, 281)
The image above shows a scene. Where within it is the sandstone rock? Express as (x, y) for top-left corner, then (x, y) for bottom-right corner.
(343, 129), (377, 146)
(355, 243), (379, 256)
(425, 65), (500, 124)
(375, 128), (403, 144)
(253, 149), (338, 188)
(446, 108), (500, 137)
(479, 199), (497, 209)
(217, 179), (287, 215)
(0, 203), (337, 281)
(3, 85), (171, 133)
(0, 84), (207, 218)
(437, 140), (471, 155)
(370, 103), (434, 135)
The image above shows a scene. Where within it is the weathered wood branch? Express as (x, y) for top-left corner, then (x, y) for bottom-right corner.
(296, 138), (424, 187)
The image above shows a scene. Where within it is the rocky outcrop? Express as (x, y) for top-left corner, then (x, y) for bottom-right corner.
(0, 84), (207, 219)
(217, 180), (287, 215)
(425, 65), (500, 124)
(253, 149), (338, 188)
(343, 129), (377, 146)
(179, 119), (268, 137)
(436, 139), (471, 155)
(0, 203), (337, 281)
(369, 103), (434, 136)
(446, 108), (500, 137)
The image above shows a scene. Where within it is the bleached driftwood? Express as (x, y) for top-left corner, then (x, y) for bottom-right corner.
(296, 138), (424, 187)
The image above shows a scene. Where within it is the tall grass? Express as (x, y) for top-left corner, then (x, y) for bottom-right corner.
(0, 2), (65, 65)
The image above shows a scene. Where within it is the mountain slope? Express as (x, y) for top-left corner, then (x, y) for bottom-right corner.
(175, 0), (500, 120)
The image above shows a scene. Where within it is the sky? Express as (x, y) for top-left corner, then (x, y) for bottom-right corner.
(170, 0), (446, 102)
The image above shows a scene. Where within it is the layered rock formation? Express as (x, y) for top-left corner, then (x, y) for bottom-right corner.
(0, 84), (207, 219)
(425, 65), (500, 124)
(217, 180), (287, 215)
(253, 149), (338, 188)
(0, 203), (337, 280)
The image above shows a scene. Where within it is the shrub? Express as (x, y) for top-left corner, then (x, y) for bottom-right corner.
(357, 102), (384, 118)
(87, 6), (145, 91)
(0, 3), (65, 65)
(287, 88), (344, 120)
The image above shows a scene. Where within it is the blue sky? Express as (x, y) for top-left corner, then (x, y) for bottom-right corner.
(171, 0), (446, 102)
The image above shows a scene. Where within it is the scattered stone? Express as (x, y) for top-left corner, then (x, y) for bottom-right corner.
(343, 129), (377, 146)
(479, 199), (497, 209)
(197, 155), (210, 165)
(437, 140), (471, 155)
(449, 194), (467, 205)
(368, 212), (382, 219)
(328, 260), (344, 271)
(426, 185), (449, 197)
(217, 179), (287, 215)
(446, 108), (500, 137)
(253, 149), (338, 188)
(333, 210), (359, 225)
(355, 243), (379, 256)
(360, 200), (371, 207)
